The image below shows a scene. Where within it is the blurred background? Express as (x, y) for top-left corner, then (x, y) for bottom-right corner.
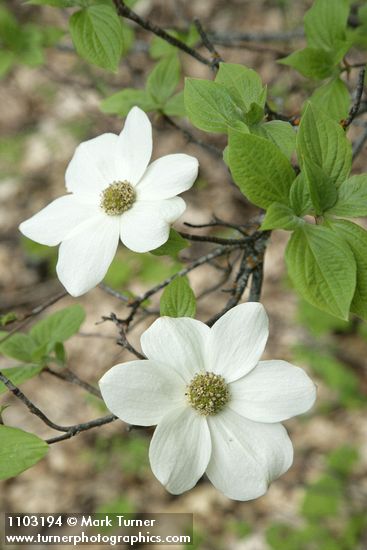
(1, 0), (367, 548)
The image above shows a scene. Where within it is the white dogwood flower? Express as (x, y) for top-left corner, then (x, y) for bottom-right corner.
(99, 302), (316, 501)
(19, 107), (198, 296)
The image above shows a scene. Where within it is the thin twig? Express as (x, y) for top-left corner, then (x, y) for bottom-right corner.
(44, 367), (102, 398)
(343, 67), (366, 129)
(0, 371), (70, 432)
(123, 245), (241, 326)
(102, 313), (146, 359)
(113, 0), (215, 70)
(162, 115), (222, 157)
(45, 414), (117, 444)
(194, 18), (223, 69)
(0, 291), (67, 344)
(178, 231), (251, 245)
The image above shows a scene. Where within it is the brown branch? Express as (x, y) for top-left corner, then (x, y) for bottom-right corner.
(194, 18), (223, 69)
(102, 313), (146, 359)
(113, 0), (216, 70)
(0, 291), (67, 344)
(44, 367), (102, 398)
(45, 414), (117, 444)
(0, 371), (70, 432)
(162, 115), (222, 157)
(343, 67), (366, 129)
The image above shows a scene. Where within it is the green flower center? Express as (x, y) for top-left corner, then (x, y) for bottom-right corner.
(100, 181), (136, 215)
(186, 372), (230, 416)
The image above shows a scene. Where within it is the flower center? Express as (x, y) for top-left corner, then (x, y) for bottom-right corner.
(186, 372), (230, 416)
(100, 181), (136, 215)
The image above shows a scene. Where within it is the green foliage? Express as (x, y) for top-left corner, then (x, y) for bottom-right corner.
(327, 446), (359, 477)
(0, 365), (43, 394)
(252, 120), (296, 159)
(302, 158), (337, 215)
(104, 248), (182, 289)
(297, 298), (350, 336)
(151, 229), (188, 258)
(160, 276), (196, 318)
(149, 25), (199, 59)
(267, 444), (364, 550)
(260, 203), (302, 231)
(184, 78), (242, 133)
(330, 220), (367, 321)
(329, 175), (367, 217)
(0, 426), (48, 480)
(0, 5), (63, 77)
(70, 5), (126, 71)
(297, 104), (352, 188)
(279, 0), (351, 80)
(146, 53), (181, 106)
(294, 345), (365, 408)
(101, 54), (183, 116)
(0, 305), (85, 371)
(286, 224), (356, 319)
(228, 131), (296, 208)
(309, 77), (350, 120)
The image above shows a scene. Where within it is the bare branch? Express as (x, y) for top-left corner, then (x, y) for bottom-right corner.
(343, 67), (366, 129)
(45, 414), (117, 445)
(113, 0), (216, 70)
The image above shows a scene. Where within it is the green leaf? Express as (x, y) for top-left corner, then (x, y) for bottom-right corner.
(215, 62), (265, 112)
(228, 131), (296, 208)
(69, 5), (124, 71)
(260, 203), (303, 231)
(289, 173), (313, 216)
(304, 0), (350, 50)
(163, 91), (185, 117)
(285, 224), (356, 319)
(279, 47), (337, 80)
(302, 158), (338, 215)
(297, 103), (352, 186)
(252, 120), (296, 159)
(160, 276), (196, 318)
(330, 219), (367, 321)
(147, 54), (180, 106)
(0, 365), (43, 395)
(100, 89), (157, 116)
(0, 333), (37, 362)
(30, 305), (85, 347)
(0, 426), (48, 480)
(151, 229), (188, 257)
(184, 78), (242, 133)
(309, 77), (350, 121)
(329, 174), (367, 217)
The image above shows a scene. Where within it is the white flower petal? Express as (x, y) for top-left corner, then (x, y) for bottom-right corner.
(141, 316), (210, 382)
(56, 214), (119, 296)
(229, 360), (317, 422)
(136, 154), (199, 200)
(208, 302), (269, 383)
(206, 409), (293, 501)
(120, 198), (186, 253)
(65, 133), (119, 196)
(99, 360), (186, 426)
(149, 407), (211, 494)
(116, 107), (152, 185)
(19, 195), (98, 246)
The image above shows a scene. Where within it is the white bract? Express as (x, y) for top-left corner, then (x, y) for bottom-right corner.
(99, 302), (317, 501)
(19, 107), (199, 296)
